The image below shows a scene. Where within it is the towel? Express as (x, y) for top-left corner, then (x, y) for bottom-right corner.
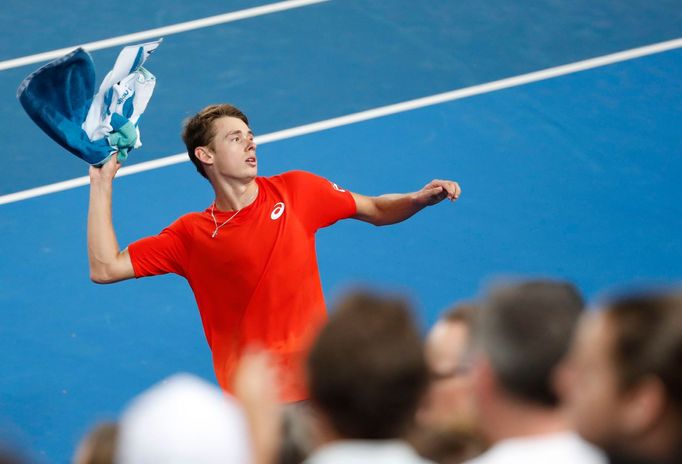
(17, 39), (162, 166)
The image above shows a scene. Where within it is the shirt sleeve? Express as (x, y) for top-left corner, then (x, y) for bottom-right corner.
(283, 170), (357, 232)
(127, 216), (191, 278)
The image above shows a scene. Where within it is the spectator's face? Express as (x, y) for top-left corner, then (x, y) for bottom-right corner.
(418, 320), (476, 428)
(559, 312), (625, 448)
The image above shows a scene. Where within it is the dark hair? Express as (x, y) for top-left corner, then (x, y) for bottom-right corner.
(441, 302), (478, 327)
(182, 104), (249, 179)
(307, 291), (428, 439)
(475, 280), (584, 407)
(605, 292), (682, 406)
(76, 421), (118, 464)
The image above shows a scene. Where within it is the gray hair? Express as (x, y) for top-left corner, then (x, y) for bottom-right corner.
(473, 280), (584, 406)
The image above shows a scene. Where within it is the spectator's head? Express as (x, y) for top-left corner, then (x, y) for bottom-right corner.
(0, 448), (25, 464)
(560, 291), (682, 463)
(74, 422), (118, 464)
(182, 104), (252, 181)
(307, 291), (428, 440)
(419, 303), (478, 429)
(471, 280), (584, 440)
(115, 374), (251, 464)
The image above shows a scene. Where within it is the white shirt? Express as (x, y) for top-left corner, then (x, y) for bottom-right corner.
(465, 431), (606, 464)
(305, 440), (435, 464)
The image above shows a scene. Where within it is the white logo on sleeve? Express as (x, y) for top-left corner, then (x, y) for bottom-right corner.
(271, 202), (285, 220)
(331, 182), (346, 192)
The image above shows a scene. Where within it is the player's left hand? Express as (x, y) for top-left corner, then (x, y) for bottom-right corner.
(414, 179), (461, 206)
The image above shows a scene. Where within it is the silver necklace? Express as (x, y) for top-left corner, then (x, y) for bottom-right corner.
(210, 205), (240, 238)
(210, 187), (258, 238)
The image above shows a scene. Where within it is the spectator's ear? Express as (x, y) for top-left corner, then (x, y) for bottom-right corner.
(552, 359), (573, 407)
(471, 353), (497, 400)
(621, 377), (667, 437)
(307, 400), (338, 446)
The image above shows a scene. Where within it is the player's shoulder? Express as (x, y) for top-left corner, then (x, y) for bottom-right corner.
(271, 170), (319, 182)
(262, 170), (322, 190)
(164, 211), (204, 233)
(279, 169), (340, 186)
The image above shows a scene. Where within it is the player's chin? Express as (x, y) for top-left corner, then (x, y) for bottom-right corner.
(243, 165), (258, 178)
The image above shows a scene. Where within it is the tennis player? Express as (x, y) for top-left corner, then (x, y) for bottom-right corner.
(87, 104), (461, 402)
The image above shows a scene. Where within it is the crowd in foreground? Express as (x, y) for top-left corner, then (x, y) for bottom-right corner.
(5, 280), (682, 464)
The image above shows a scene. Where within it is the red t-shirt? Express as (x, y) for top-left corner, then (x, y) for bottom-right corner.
(127, 171), (357, 402)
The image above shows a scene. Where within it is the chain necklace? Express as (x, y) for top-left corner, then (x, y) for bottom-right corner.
(210, 187), (258, 238)
(210, 205), (240, 238)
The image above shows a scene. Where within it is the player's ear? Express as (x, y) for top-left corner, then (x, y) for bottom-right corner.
(195, 147), (214, 165)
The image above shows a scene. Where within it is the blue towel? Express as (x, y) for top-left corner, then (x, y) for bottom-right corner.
(17, 40), (161, 166)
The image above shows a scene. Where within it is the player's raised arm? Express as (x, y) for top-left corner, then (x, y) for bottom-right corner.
(350, 179), (461, 226)
(87, 156), (135, 284)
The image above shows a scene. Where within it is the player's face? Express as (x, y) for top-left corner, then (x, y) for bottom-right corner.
(208, 116), (257, 180)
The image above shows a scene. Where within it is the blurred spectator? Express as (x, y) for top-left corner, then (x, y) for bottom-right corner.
(73, 422), (118, 464)
(409, 427), (484, 464)
(234, 348), (318, 464)
(412, 303), (484, 463)
(419, 303), (478, 429)
(0, 422), (32, 464)
(559, 291), (682, 464)
(115, 374), (251, 464)
(464, 280), (605, 464)
(305, 291), (433, 464)
(0, 448), (25, 464)
(277, 404), (316, 464)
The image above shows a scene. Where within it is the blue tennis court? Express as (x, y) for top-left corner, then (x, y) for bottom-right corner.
(1, 1), (681, 462)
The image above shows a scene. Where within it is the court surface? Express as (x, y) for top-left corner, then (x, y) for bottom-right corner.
(1, 1), (681, 462)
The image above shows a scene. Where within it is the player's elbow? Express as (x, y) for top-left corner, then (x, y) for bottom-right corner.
(369, 217), (390, 227)
(88, 251), (133, 284)
(89, 265), (120, 284)
(90, 270), (113, 284)
(354, 213), (388, 227)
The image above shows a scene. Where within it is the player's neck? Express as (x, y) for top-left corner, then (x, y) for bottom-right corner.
(212, 178), (258, 212)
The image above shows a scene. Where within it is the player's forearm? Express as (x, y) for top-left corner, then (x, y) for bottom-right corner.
(87, 180), (123, 282)
(370, 192), (425, 226)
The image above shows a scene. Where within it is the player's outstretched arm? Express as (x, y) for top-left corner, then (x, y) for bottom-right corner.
(351, 179), (461, 226)
(87, 156), (135, 284)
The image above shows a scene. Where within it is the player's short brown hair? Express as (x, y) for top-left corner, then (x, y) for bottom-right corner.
(307, 291), (428, 439)
(182, 104), (249, 179)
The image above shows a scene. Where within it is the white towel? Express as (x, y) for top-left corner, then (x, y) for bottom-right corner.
(83, 39), (162, 158)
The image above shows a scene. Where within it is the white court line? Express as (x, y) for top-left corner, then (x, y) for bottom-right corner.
(0, 0), (330, 71)
(1, 36), (681, 206)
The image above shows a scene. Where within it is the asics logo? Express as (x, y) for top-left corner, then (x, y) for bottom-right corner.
(332, 182), (346, 192)
(116, 89), (131, 104)
(271, 202), (285, 220)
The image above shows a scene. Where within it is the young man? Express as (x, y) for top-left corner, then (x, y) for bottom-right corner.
(87, 104), (461, 402)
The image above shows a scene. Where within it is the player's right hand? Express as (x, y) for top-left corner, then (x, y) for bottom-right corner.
(89, 155), (121, 183)
(414, 179), (461, 206)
